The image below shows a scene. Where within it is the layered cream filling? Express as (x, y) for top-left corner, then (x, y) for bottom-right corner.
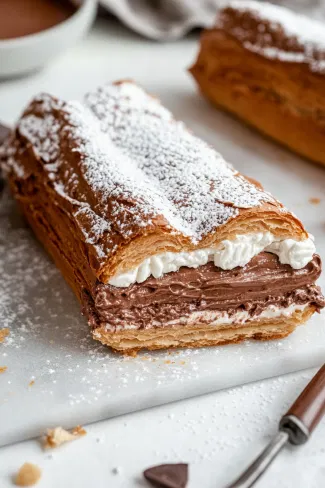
(109, 232), (315, 287)
(97, 302), (309, 332)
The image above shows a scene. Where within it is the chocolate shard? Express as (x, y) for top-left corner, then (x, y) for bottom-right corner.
(143, 463), (188, 488)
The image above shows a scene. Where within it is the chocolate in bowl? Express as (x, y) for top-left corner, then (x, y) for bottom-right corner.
(0, 0), (77, 40)
(0, 0), (96, 78)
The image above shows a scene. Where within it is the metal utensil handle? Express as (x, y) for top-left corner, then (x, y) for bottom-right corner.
(226, 431), (288, 488)
(280, 364), (325, 445)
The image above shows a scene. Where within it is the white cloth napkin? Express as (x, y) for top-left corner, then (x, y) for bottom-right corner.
(99, 0), (325, 40)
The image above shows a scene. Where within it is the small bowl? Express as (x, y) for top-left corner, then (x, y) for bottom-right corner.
(0, 0), (97, 78)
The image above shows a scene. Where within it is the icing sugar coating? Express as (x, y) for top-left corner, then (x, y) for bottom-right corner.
(83, 83), (274, 239)
(10, 82), (274, 262)
(217, 1), (325, 72)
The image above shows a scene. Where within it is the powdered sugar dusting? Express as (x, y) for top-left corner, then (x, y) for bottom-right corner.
(84, 82), (273, 232)
(19, 114), (61, 164)
(219, 1), (325, 72)
(6, 82), (273, 262)
(74, 206), (114, 259)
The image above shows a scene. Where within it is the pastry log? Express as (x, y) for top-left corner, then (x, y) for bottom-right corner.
(1, 81), (324, 354)
(190, 1), (325, 166)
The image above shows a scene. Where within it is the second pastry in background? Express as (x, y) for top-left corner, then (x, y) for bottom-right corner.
(190, 1), (325, 166)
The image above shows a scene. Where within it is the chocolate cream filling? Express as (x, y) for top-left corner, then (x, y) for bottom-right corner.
(84, 253), (324, 330)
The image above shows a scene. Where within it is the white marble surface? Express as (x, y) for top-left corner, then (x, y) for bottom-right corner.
(1, 370), (325, 488)
(0, 15), (325, 487)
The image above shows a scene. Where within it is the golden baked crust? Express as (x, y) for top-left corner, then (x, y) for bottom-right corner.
(189, 2), (325, 166)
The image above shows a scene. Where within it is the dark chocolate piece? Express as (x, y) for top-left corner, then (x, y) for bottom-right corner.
(143, 463), (188, 488)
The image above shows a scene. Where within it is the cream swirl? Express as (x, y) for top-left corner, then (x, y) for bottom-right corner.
(109, 232), (316, 287)
(267, 236), (316, 269)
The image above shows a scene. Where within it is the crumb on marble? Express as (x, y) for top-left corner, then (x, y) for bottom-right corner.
(0, 328), (9, 343)
(43, 425), (86, 449)
(0, 366), (7, 374)
(309, 197), (321, 205)
(15, 463), (41, 486)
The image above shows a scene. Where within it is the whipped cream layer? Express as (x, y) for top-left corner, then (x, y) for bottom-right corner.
(109, 232), (315, 287)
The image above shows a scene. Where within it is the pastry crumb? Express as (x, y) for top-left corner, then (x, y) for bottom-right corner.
(0, 328), (9, 343)
(28, 380), (35, 387)
(72, 425), (86, 437)
(43, 425), (86, 449)
(0, 366), (7, 374)
(125, 350), (137, 358)
(15, 463), (41, 486)
(309, 197), (321, 205)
